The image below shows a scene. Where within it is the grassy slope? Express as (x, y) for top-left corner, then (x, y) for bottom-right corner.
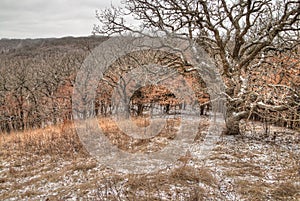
(0, 118), (299, 200)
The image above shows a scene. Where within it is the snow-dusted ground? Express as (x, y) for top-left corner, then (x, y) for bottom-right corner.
(0, 117), (299, 200)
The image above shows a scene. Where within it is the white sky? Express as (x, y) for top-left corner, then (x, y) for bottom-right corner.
(0, 0), (121, 39)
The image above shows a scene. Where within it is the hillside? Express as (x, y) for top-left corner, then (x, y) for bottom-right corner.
(0, 118), (299, 200)
(0, 36), (108, 132)
(0, 36), (108, 53)
(0, 36), (299, 200)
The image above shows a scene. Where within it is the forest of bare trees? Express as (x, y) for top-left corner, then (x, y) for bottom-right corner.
(0, 37), (106, 132)
(0, 36), (298, 135)
(0, 37), (209, 132)
(0, 1), (299, 135)
(94, 0), (300, 134)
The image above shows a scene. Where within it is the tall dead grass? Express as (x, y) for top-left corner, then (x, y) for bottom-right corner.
(98, 117), (180, 153)
(0, 121), (87, 159)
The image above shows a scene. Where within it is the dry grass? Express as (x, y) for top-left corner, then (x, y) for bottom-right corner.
(271, 181), (300, 200)
(206, 124), (300, 201)
(171, 166), (208, 184)
(0, 121), (87, 158)
(235, 179), (270, 200)
(0, 118), (299, 200)
(98, 117), (180, 153)
(131, 116), (151, 127)
(93, 166), (217, 201)
(234, 180), (300, 201)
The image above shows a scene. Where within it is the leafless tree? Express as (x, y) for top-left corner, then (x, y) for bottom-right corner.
(94, 0), (300, 134)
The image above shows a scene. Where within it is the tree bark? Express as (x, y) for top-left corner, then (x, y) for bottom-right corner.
(224, 114), (241, 135)
(224, 107), (248, 135)
(137, 103), (144, 116)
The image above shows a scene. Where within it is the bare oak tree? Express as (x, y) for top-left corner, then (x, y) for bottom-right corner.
(94, 0), (300, 135)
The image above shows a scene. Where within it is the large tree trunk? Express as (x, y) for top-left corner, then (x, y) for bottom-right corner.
(224, 114), (242, 135)
(224, 102), (248, 135)
(137, 103), (144, 116)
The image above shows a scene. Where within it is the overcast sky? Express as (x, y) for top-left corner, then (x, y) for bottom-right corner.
(0, 0), (121, 39)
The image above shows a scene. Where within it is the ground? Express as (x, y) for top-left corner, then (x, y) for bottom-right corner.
(0, 117), (299, 200)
